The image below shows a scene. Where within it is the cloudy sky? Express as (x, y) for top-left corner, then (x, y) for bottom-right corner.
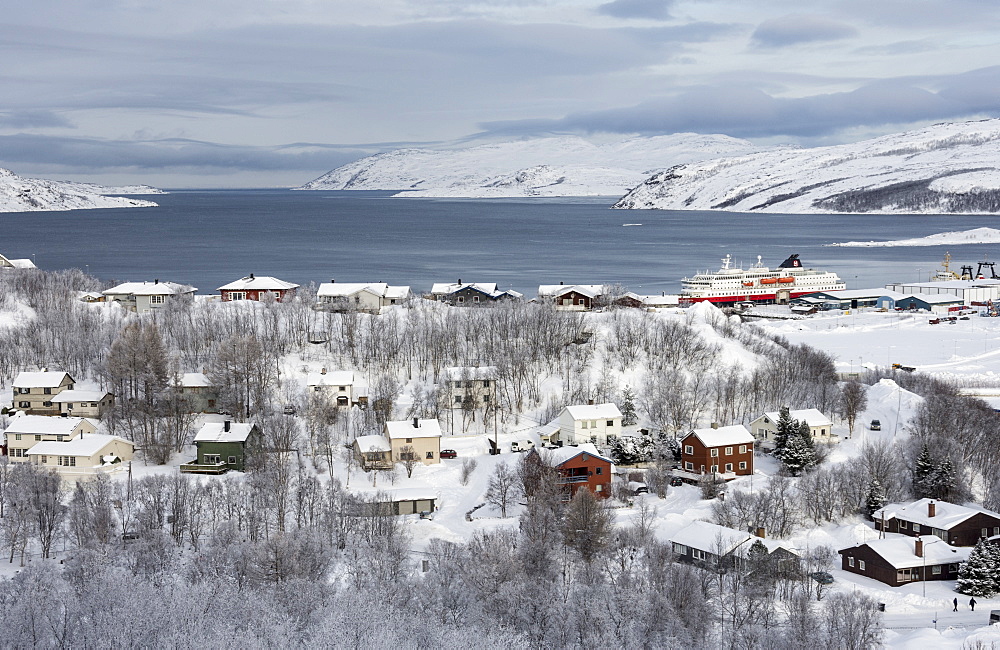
(4, 0), (1000, 187)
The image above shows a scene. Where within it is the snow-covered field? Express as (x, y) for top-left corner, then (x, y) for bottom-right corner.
(830, 227), (1000, 248)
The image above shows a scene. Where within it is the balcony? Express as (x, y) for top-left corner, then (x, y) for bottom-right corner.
(558, 475), (590, 484)
(179, 460), (228, 475)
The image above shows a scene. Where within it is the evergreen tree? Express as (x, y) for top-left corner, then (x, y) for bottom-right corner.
(620, 387), (638, 426)
(864, 478), (888, 519)
(773, 407), (796, 457)
(913, 444), (935, 498)
(608, 432), (653, 465)
(956, 538), (1000, 597)
(779, 431), (815, 476)
(930, 458), (956, 501)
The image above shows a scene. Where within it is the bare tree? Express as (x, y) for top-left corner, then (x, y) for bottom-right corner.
(485, 461), (519, 518)
(398, 445), (419, 478)
(563, 488), (613, 562)
(838, 380), (867, 438)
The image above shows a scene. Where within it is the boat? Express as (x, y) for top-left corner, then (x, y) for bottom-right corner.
(680, 254), (846, 304)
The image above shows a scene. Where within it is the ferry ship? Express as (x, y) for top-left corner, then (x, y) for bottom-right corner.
(680, 254), (846, 304)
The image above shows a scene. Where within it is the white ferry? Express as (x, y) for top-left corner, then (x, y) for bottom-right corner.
(680, 254), (846, 304)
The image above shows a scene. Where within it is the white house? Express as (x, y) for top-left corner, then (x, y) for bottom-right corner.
(3, 414), (98, 461)
(50, 389), (115, 418)
(103, 280), (197, 314)
(558, 403), (623, 446)
(307, 369), (365, 407)
(442, 366), (497, 409)
(353, 434), (393, 471)
(11, 370), (75, 415)
(749, 408), (837, 446)
(27, 434), (134, 477)
(316, 282), (411, 312)
(0, 252), (35, 269)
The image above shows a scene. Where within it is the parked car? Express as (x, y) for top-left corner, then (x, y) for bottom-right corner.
(870, 419), (881, 431)
(440, 449), (457, 459)
(282, 404), (296, 415)
(669, 477), (685, 487)
(810, 571), (834, 585)
(628, 481), (649, 495)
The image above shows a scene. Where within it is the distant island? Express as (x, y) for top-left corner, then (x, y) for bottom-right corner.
(0, 168), (161, 213)
(829, 227), (1000, 247)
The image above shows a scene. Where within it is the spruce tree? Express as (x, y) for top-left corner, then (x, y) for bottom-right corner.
(773, 407), (795, 457)
(956, 538), (1000, 597)
(864, 478), (887, 519)
(620, 387), (638, 427)
(930, 458), (955, 501)
(780, 432), (814, 476)
(914, 443), (934, 498)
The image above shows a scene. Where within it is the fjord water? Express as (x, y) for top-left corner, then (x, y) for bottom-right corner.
(6, 189), (1000, 294)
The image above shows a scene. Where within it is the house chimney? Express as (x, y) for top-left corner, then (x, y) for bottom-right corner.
(250, 273), (255, 280)
(321, 368), (327, 375)
(560, 281), (564, 285)
(458, 278), (462, 284)
(154, 279), (159, 284)
(755, 527), (766, 538)
(331, 279), (335, 283)
(224, 420), (231, 433)
(711, 422), (719, 429)
(413, 417), (419, 428)
(915, 538), (924, 557)
(928, 501), (936, 517)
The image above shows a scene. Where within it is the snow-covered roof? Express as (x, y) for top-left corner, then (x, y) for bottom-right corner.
(385, 418), (442, 439)
(179, 372), (212, 387)
(442, 366), (497, 381)
(844, 534), (971, 569)
(802, 288), (905, 300)
(760, 408), (833, 428)
(873, 498), (999, 530)
(354, 435), (391, 452)
(900, 293), (966, 305)
(686, 424), (755, 447)
(13, 370), (71, 388)
(538, 284), (603, 298)
(3, 414), (88, 436)
(563, 403), (623, 420)
(0, 253), (36, 269)
(307, 370), (356, 386)
(670, 520), (796, 556)
(193, 422), (256, 443)
(28, 434), (133, 458)
(317, 282), (410, 299)
(217, 275), (299, 291)
(542, 443), (613, 466)
(431, 282), (497, 295)
(50, 390), (110, 403)
(103, 281), (196, 296)
(384, 285), (411, 300)
(624, 292), (680, 307)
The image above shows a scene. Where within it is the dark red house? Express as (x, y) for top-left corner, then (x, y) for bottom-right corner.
(838, 535), (970, 587)
(679, 425), (754, 479)
(873, 498), (1000, 547)
(538, 284), (603, 311)
(217, 274), (299, 302)
(539, 444), (613, 499)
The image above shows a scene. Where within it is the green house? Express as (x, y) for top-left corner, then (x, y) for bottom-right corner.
(180, 421), (261, 474)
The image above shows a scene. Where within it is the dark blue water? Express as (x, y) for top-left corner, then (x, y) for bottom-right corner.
(4, 189), (999, 295)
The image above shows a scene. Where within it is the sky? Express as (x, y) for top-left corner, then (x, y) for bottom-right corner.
(3, 0), (1000, 188)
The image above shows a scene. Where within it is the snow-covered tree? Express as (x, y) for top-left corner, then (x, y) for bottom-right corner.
(773, 407), (796, 457)
(620, 386), (638, 426)
(864, 478), (887, 519)
(930, 457), (956, 502)
(609, 432), (653, 465)
(913, 443), (935, 498)
(956, 538), (1000, 597)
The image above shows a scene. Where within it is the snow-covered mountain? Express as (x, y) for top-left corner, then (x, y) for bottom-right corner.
(0, 168), (160, 213)
(296, 134), (762, 197)
(614, 120), (1000, 214)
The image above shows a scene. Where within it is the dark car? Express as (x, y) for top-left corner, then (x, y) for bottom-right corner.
(870, 419), (881, 431)
(810, 571), (834, 585)
(669, 477), (684, 487)
(440, 449), (457, 459)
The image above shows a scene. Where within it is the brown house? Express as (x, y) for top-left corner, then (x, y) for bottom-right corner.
(873, 498), (1000, 547)
(537, 444), (613, 499)
(679, 425), (754, 479)
(538, 284), (603, 311)
(838, 535), (970, 587)
(217, 274), (299, 302)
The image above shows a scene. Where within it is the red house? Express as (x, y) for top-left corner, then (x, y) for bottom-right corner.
(218, 274), (299, 302)
(838, 535), (970, 587)
(873, 498), (1000, 546)
(539, 444), (613, 499)
(679, 424), (754, 479)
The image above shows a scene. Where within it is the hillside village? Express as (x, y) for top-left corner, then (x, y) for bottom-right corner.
(4, 261), (1000, 646)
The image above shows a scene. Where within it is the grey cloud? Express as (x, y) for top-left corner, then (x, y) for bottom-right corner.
(597, 0), (674, 20)
(477, 68), (1000, 139)
(854, 40), (937, 56)
(0, 111), (73, 129)
(751, 14), (858, 47)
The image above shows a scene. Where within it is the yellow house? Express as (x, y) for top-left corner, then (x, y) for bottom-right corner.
(384, 418), (442, 465)
(11, 370), (75, 415)
(28, 434), (135, 478)
(4, 415), (97, 462)
(51, 390), (115, 418)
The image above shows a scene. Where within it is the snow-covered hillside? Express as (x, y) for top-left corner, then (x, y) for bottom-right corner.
(0, 168), (160, 213)
(614, 120), (1000, 214)
(296, 134), (762, 197)
(830, 227), (1000, 247)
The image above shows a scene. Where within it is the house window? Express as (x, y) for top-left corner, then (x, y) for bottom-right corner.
(913, 524), (920, 533)
(42, 401), (52, 407)
(994, 527), (999, 536)
(314, 386), (321, 391)
(229, 292), (246, 301)
(228, 456), (236, 464)
(684, 445), (693, 455)
(672, 543), (687, 555)
(710, 465), (718, 474)
(426, 451), (434, 459)
(10, 448), (25, 458)
(483, 395), (490, 403)
(14, 434), (21, 441)
(607, 420), (613, 427)
(405, 438), (412, 443)
(949, 563), (959, 572)
(56, 435), (65, 441)
(58, 456), (76, 467)
(577, 298), (585, 305)
(454, 396), (463, 404)
(18, 388), (29, 394)
(739, 445), (747, 454)
(899, 520), (908, 529)
(473, 296), (480, 303)
(457, 296), (465, 303)
(983, 528), (989, 538)
(595, 484), (602, 492)
(339, 386), (347, 391)
(725, 447), (732, 456)
(18, 401), (29, 408)
(204, 454), (221, 464)
(482, 380), (490, 387)
(691, 549), (706, 561)
(710, 448), (718, 457)
(41, 456), (47, 464)
(44, 388), (52, 395)
(859, 560), (866, 571)
(35, 435), (41, 441)
(149, 295), (165, 304)
(725, 463), (733, 472)
(685, 462), (693, 471)
(595, 467), (603, 475)
(932, 565), (942, 575)
(739, 462), (747, 470)
(848, 557), (855, 567)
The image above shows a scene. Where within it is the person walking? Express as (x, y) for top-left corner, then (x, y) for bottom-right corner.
(971, 597), (977, 612)
(953, 598), (958, 612)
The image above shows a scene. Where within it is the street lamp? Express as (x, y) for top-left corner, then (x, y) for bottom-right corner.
(922, 537), (943, 597)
